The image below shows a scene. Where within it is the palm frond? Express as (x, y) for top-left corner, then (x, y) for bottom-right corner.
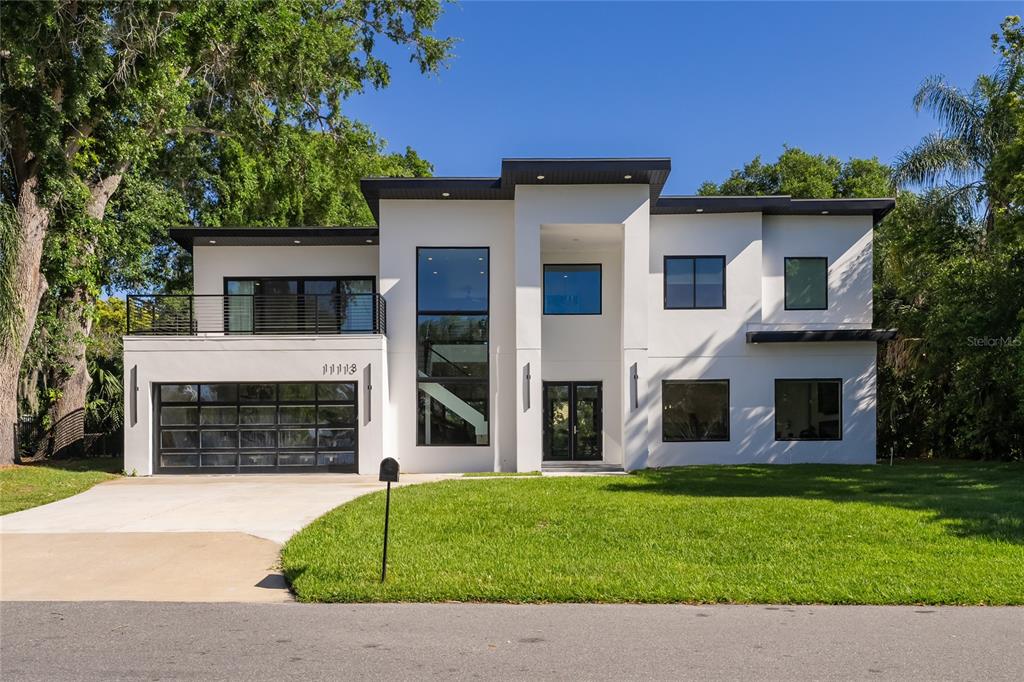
(912, 75), (987, 146)
(892, 132), (979, 189)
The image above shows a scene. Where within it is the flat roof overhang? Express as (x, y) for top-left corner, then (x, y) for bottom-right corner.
(746, 329), (898, 343)
(653, 196), (896, 225)
(360, 157), (673, 224)
(168, 226), (379, 254)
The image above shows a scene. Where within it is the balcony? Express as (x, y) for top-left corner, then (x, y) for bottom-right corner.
(126, 293), (387, 336)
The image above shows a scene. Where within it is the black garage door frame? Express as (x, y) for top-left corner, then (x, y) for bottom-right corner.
(154, 381), (358, 474)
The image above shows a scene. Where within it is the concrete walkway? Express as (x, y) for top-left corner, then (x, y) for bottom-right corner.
(0, 474), (451, 602)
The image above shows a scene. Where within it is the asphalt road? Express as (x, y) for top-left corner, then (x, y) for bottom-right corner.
(2, 602), (1021, 681)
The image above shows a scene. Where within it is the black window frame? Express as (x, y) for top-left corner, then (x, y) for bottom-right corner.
(415, 246), (490, 447)
(223, 275), (377, 334)
(663, 255), (727, 310)
(783, 257), (829, 311)
(774, 378), (843, 441)
(154, 381), (359, 473)
(661, 378), (731, 442)
(542, 263), (603, 315)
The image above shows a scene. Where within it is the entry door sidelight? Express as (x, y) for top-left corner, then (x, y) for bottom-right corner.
(543, 382), (603, 461)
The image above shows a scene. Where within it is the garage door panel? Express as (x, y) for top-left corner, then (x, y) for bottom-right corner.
(155, 381), (357, 474)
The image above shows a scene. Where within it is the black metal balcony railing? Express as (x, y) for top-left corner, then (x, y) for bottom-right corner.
(126, 293), (387, 336)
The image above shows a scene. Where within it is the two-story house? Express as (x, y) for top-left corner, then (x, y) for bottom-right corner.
(122, 158), (895, 475)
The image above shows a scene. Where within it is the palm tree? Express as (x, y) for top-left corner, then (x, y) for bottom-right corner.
(893, 16), (1023, 228)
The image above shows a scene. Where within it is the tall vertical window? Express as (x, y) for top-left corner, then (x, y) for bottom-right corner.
(416, 248), (489, 446)
(784, 257), (828, 310)
(664, 256), (726, 309)
(775, 379), (842, 440)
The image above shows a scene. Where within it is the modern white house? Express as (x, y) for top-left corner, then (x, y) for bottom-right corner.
(122, 158), (895, 475)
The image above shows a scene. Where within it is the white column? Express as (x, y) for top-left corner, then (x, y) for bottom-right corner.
(514, 204), (544, 473)
(621, 203), (650, 471)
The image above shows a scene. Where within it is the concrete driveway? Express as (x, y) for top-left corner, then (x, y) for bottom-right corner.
(0, 474), (450, 602)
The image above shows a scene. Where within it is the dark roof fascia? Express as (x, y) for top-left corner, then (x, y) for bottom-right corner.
(359, 177), (506, 224)
(360, 158), (672, 225)
(746, 329), (898, 344)
(168, 227), (379, 254)
(654, 196), (896, 225)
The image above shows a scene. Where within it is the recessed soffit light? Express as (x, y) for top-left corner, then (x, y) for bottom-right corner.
(536, 175), (545, 180)
(821, 210), (829, 215)
(365, 239), (373, 244)
(293, 240), (301, 244)
(208, 240), (216, 244)
(624, 174), (632, 180)
(442, 192), (450, 197)
(695, 208), (704, 213)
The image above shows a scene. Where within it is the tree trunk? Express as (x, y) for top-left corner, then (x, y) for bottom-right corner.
(47, 172), (124, 458)
(0, 176), (51, 465)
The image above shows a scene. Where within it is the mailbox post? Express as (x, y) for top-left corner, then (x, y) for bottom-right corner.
(378, 457), (399, 582)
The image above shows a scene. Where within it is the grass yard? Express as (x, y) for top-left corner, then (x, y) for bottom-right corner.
(282, 461), (1024, 604)
(463, 471), (542, 477)
(0, 458), (122, 515)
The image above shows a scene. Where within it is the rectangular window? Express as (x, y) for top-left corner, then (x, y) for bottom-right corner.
(416, 247), (489, 446)
(664, 256), (726, 309)
(784, 257), (828, 310)
(224, 276), (376, 333)
(543, 264), (601, 315)
(662, 380), (730, 441)
(775, 379), (842, 440)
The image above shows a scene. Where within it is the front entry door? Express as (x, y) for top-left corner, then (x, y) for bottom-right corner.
(543, 382), (602, 461)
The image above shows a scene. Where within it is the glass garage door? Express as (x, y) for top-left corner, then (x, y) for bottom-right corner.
(156, 382), (358, 473)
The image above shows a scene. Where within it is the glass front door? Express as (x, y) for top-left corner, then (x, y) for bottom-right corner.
(543, 382), (602, 461)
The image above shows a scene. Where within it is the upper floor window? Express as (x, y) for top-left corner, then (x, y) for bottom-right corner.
(664, 256), (726, 309)
(662, 379), (730, 442)
(784, 257), (828, 310)
(543, 264), (602, 315)
(775, 379), (842, 440)
(416, 248), (489, 446)
(224, 277), (375, 334)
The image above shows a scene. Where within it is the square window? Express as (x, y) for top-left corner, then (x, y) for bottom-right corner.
(199, 384), (237, 403)
(317, 383), (355, 402)
(160, 384), (198, 402)
(199, 406), (237, 425)
(785, 257), (828, 310)
(775, 379), (842, 440)
(662, 380), (730, 441)
(417, 382), (489, 446)
(543, 264), (601, 314)
(417, 248), (489, 312)
(279, 383), (315, 401)
(665, 257), (725, 309)
(160, 406), (197, 426)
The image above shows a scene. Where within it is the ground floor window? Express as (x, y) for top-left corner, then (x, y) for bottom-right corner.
(156, 381), (358, 472)
(775, 379), (842, 440)
(662, 379), (730, 442)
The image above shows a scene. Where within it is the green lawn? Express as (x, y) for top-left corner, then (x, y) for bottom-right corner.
(282, 462), (1024, 604)
(0, 458), (122, 515)
(463, 471), (542, 477)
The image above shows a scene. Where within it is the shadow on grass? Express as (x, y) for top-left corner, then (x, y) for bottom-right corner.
(607, 462), (1024, 544)
(22, 457), (124, 474)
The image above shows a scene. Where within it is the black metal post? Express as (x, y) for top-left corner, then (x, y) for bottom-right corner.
(381, 480), (392, 582)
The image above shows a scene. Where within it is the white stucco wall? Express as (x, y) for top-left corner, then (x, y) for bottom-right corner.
(377, 200), (517, 473)
(122, 335), (387, 476)
(192, 245), (379, 295)
(761, 215), (873, 327)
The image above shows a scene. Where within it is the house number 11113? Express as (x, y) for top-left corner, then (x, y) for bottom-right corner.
(323, 362), (357, 376)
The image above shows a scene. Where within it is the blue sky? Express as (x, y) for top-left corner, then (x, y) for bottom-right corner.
(343, 1), (1017, 194)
